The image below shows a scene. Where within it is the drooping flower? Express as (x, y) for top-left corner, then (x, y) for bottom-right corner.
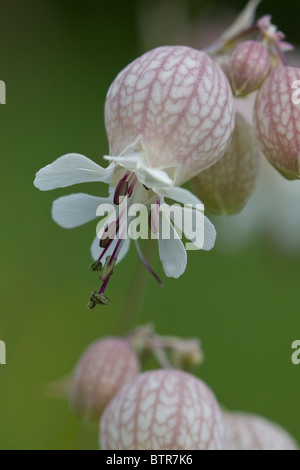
(100, 369), (225, 450)
(191, 113), (261, 215)
(253, 65), (300, 180)
(70, 337), (140, 423)
(105, 46), (234, 184)
(34, 45), (235, 306)
(224, 411), (298, 450)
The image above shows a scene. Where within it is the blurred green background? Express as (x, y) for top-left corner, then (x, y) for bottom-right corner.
(0, 0), (299, 449)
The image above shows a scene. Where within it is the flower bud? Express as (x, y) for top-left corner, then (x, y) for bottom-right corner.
(100, 369), (225, 450)
(253, 65), (300, 180)
(190, 113), (260, 215)
(224, 411), (298, 450)
(70, 337), (140, 423)
(229, 41), (270, 96)
(105, 46), (235, 186)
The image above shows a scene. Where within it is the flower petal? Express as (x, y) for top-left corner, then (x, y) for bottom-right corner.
(104, 154), (173, 187)
(155, 186), (204, 206)
(95, 207), (118, 240)
(167, 205), (216, 250)
(158, 212), (187, 278)
(34, 154), (114, 190)
(203, 216), (217, 251)
(142, 167), (173, 188)
(90, 235), (130, 263)
(52, 193), (112, 228)
(104, 154), (140, 171)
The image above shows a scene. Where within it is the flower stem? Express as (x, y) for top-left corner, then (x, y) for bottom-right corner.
(113, 239), (157, 335)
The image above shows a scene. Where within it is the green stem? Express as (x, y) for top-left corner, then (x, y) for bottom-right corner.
(113, 239), (158, 335)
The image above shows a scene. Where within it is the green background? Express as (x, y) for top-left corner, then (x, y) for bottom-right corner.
(0, 0), (299, 449)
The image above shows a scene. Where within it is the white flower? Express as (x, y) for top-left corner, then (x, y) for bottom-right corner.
(34, 145), (216, 306)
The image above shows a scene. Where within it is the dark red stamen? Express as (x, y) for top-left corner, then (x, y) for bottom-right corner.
(114, 179), (129, 205)
(99, 220), (120, 248)
(128, 175), (138, 197)
(149, 197), (160, 234)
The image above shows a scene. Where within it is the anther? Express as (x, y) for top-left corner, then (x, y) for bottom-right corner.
(99, 256), (117, 281)
(89, 260), (103, 271)
(99, 220), (119, 248)
(87, 290), (110, 309)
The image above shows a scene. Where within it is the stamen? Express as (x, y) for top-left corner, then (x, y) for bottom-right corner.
(99, 256), (117, 281)
(128, 175), (138, 197)
(99, 220), (119, 248)
(89, 260), (103, 271)
(149, 197), (160, 234)
(98, 241), (111, 262)
(99, 276), (110, 295)
(113, 178), (129, 205)
(87, 290), (110, 309)
(109, 225), (127, 262)
(90, 171), (159, 306)
(134, 240), (163, 286)
(95, 226), (128, 303)
(98, 205), (127, 262)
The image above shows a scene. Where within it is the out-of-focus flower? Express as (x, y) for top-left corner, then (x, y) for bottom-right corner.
(191, 113), (260, 215)
(224, 411), (298, 450)
(100, 369), (225, 450)
(254, 65), (300, 180)
(70, 337), (140, 423)
(212, 159), (300, 255)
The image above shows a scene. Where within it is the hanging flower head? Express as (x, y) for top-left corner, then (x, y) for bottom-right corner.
(100, 369), (225, 450)
(34, 45), (235, 306)
(224, 411), (298, 450)
(253, 65), (300, 180)
(105, 46), (235, 185)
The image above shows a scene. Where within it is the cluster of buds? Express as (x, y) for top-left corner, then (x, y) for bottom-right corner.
(204, 1), (300, 201)
(66, 326), (298, 450)
(69, 325), (203, 423)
